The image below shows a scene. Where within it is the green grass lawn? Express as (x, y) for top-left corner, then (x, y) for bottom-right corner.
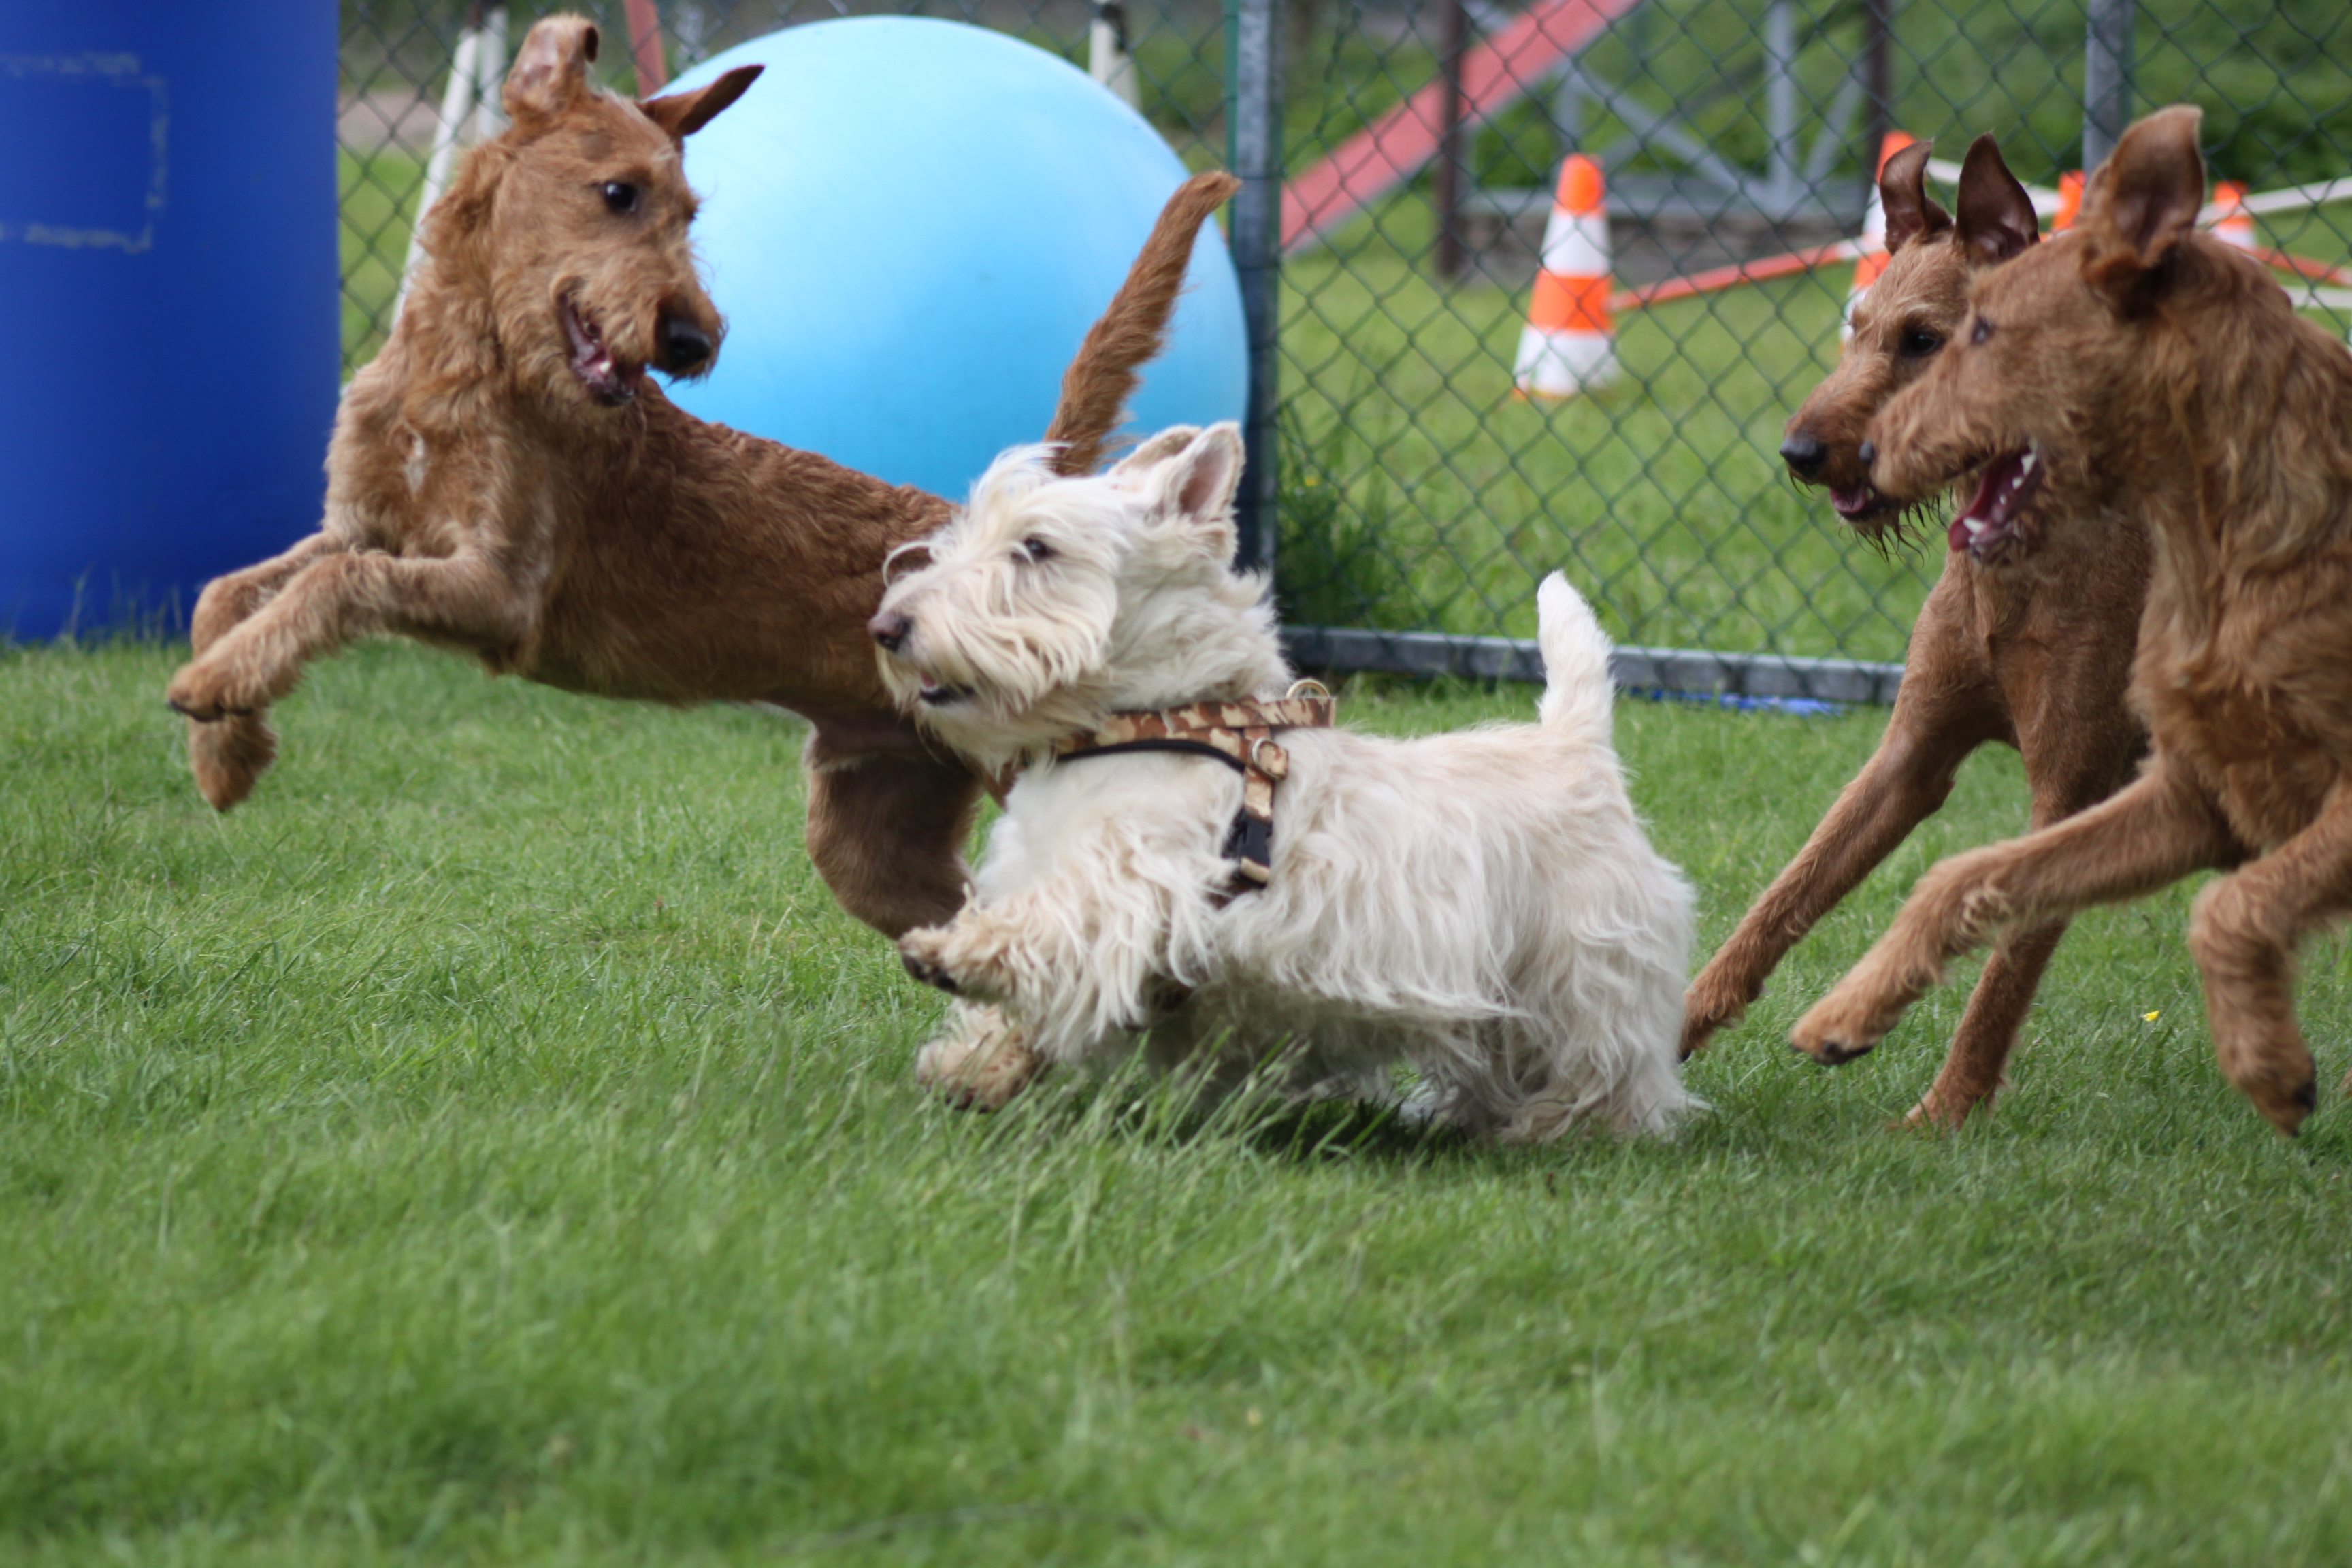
(7, 638), (2352, 1565)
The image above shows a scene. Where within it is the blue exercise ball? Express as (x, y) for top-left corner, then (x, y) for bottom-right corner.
(662, 18), (1247, 501)
(0, 0), (338, 640)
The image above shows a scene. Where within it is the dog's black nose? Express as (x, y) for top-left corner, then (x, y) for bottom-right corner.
(1859, 439), (1878, 468)
(659, 316), (713, 374)
(1780, 431), (1829, 478)
(868, 610), (910, 652)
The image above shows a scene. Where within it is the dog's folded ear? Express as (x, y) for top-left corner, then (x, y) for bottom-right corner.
(505, 14), (599, 124)
(642, 65), (764, 143)
(1879, 140), (1950, 256)
(1955, 133), (2038, 270)
(2078, 105), (2206, 297)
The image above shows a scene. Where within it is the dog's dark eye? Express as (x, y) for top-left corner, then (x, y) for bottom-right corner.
(601, 182), (639, 214)
(1970, 316), (1995, 346)
(1017, 538), (1054, 564)
(1899, 328), (1944, 357)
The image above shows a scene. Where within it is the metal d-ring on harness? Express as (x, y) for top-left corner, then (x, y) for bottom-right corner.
(1049, 679), (1337, 894)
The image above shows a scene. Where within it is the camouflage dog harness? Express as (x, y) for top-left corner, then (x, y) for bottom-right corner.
(1050, 680), (1337, 893)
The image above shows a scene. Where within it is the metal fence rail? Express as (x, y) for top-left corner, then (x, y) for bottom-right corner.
(339, 0), (2352, 695)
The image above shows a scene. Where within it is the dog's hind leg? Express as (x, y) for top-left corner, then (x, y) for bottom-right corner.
(1684, 585), (1999, 1057)
(1904, 917), (2066, 1126)
(1793, 762), (2236, 1068)
(801, 734), (985, 938)
(2184, 791), (2352, 1136)
(913, 1001), (1045, 1110)
(180, 534), (346, 810)
(167, 549), (534, 727)
(1904, 704), (2142, 1126)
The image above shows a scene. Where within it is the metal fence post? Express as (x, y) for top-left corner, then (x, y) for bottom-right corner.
(1226, 0), (1282, 580)
(2083, 0), (2136, 172)
(1762, 0), (1801, 216)
(1433, 0), (1469, 281)
(1861, 0), (1893, 211)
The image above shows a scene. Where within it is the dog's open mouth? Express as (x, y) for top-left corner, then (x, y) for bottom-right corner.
(917, 676), (972, 707)
(1948, 445), (2044, 560)
(1830, 483), (1899, 524)
(560, 295), (640, 406)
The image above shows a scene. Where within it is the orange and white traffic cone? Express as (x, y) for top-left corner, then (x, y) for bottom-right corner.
(2052, 170), (2085, 232)
(1514, 154), (1615, 399)
(1842, 131), (1914, 342)
(2212, 180), (2256, 250)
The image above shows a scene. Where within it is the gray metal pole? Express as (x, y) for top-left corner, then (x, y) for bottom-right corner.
(1763, 0), (1800, 216)
(2083, 0), (2136, 172)
(1228, 0), (1283, 578)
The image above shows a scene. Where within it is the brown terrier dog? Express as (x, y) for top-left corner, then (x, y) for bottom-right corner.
(167, 14), (1239, 940)
(1681, 135), (2152, 1125)
(1791, 105), (2352, 1136)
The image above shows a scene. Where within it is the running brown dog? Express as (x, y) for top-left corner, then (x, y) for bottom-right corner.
(1792, 105), (2352, 1136)
(166, 14), (1238, 939)
(1681, 135), (2151, 1125)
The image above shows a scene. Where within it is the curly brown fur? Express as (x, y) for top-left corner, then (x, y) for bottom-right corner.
(165, 14), (1233, 939)
(1794, 105), (2352, 1136)
(1684, 133), (2151, 1126)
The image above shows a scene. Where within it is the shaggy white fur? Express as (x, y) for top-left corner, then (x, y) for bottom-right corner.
(872, 423), (1697, 1139)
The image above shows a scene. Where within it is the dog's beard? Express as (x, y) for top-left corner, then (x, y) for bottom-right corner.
(1850, 492), (1948, 559)
(904, 680), (1109, 774)
(881, 628), (1113, 772)
(1799, 470), (1946, 557)
(877, 554), (1128, 768)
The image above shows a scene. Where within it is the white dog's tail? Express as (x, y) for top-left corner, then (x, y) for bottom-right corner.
(1536, 572), (1618, 745)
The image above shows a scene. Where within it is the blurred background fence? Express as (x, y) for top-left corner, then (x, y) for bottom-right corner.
(339, 0), (2352, 695)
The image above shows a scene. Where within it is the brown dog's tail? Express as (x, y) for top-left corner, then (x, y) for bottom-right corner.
(1043, 170), (1242, 478)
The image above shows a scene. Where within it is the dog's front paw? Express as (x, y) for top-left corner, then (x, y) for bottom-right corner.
(914, 1009), (1045, 1110)
(902, 951), (960, 994)
(2232, 1054), (2317, 1139)
(186, 712), (278, 811)
(897, 924), (1014, 1002)
(897, 927), (964, 994)
(1680, 966), (1757, 1058)
(166, 657), (267, 723)
(1788, 985), (1891, 1066)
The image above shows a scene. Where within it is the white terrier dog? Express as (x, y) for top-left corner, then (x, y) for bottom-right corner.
(866, 422), (1696, 1139)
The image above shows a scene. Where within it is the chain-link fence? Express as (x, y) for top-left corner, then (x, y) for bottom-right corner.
(338, 0), (2352, 695)
(1266, 0), (2352, 695)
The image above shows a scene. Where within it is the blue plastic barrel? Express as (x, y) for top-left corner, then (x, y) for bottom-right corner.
(1, 0), (338, 640)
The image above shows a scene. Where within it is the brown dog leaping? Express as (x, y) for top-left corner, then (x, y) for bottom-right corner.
(166, 14), (1239, 940)
(1680, 135), (2151, 1125)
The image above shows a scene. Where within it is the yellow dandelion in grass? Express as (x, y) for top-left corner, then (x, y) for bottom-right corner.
(2144, 1010), (2161, 1022)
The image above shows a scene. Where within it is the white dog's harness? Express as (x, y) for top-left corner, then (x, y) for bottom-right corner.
(1051, 681), (1336, 894)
